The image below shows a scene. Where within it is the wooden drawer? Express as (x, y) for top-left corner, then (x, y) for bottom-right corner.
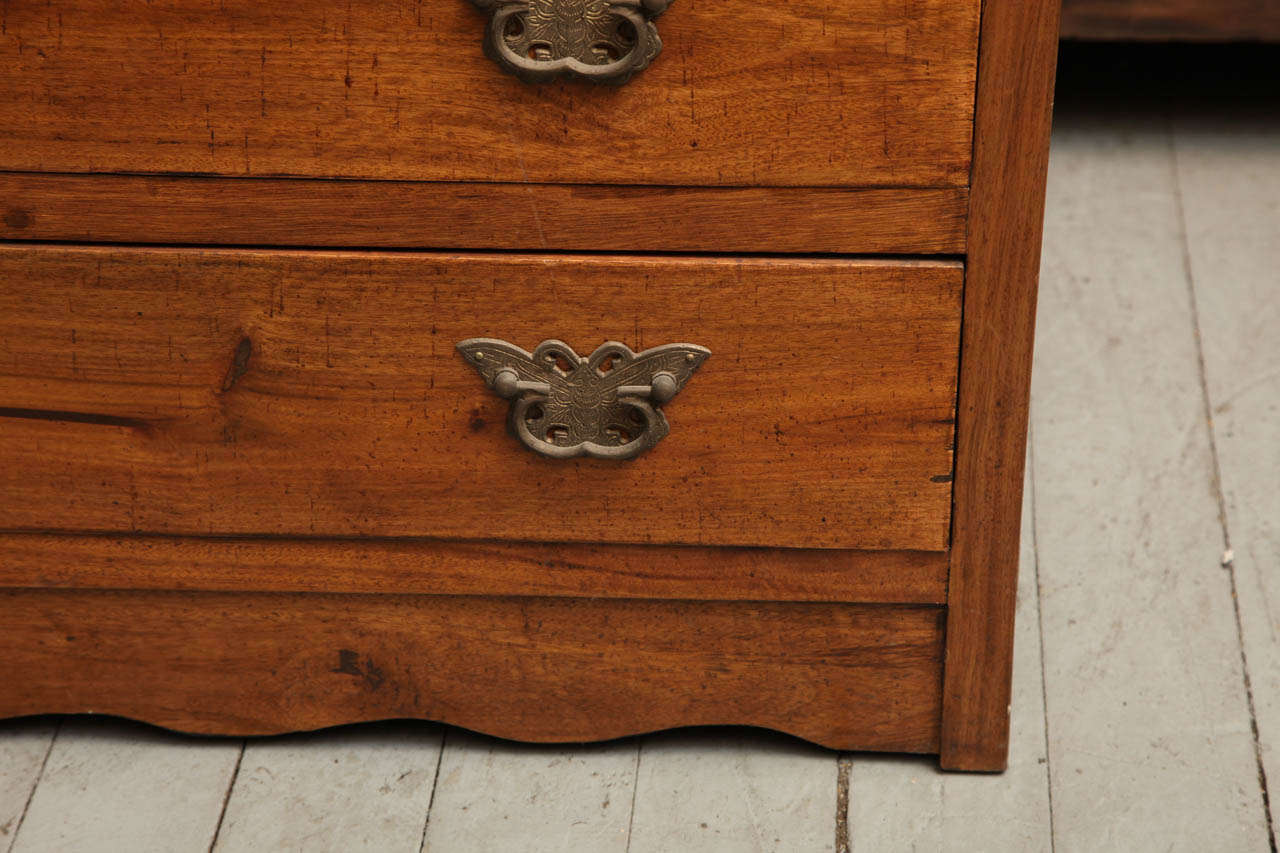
(0, 0), (979, 187)
(0, 246), (961, 551)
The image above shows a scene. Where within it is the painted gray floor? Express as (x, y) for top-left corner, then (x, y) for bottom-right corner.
(2, 95), (1277, 853)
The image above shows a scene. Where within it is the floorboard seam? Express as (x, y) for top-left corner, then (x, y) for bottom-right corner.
(205, 739), (245, 853)
(622, 738), (643, 853)
(1028, 434), (1057, 853)
(1171, 118), (1278, 853)
(834, 753), (851, 853)
(5, 718), (60, 853)
(417, 728), (447, 853)
(1169, 122), (1231, 554)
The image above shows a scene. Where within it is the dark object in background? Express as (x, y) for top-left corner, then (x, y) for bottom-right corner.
(1055, 42), (1280, 101)
(1061, 0), (1280, 41)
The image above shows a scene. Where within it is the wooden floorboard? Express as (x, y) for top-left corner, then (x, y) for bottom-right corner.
(1175, 106), (1280, 847)
(211, 723), (444, 853)
(0, 720), (56, 853)
(628, 729), (838, 852)
(8, 719), (240, 853)
(846, 469), (1053, 851)
(419, 732), (638, 852)
(1029, 104), (1271, 850)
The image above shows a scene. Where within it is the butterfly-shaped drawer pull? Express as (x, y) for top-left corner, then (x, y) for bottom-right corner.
(469, 0), (672, 85)
(457, 338), (710, 460)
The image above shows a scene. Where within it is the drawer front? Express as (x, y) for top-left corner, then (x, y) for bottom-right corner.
(0, 0), (978, 188)
(0, 246), (961, 550)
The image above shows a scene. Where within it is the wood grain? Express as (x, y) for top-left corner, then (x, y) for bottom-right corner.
(0, 589), (946, 753)
(0, 246), (961, 551)
(1061, 0), (1280, 40)
(0, 0), (979, 188)
(939, 0), (1060, 770)
(0, 174), (969, 256)
(0, 534), (949, 605)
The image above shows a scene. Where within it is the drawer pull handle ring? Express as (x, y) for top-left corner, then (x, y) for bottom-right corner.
(458, 337), (709, 460)
(470, 0), (672, 85)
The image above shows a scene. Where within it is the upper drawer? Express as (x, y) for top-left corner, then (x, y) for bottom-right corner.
(0, 246), (960, 550)
(0, 0), (979, 187)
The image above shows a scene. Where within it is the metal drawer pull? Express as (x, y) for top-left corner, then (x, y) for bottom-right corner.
(470, 0), (672, 85)
(458, 338), (709, 460)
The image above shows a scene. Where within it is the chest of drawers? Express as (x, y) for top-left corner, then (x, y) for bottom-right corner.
(0, 0), (1059, 771)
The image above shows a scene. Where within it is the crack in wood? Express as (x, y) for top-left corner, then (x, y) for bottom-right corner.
(0, 407), (150, 430)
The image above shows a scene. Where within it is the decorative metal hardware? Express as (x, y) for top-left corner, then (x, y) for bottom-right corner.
(457, 338), (709, 460)
(470, 0), (672, 85)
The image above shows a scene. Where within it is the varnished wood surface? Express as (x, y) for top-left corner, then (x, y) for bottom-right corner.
(1061, 0), (1280, 40)
(0, 534), (949, 604)
(0, 246), (961, 550)
(0, 0), (979, 188)
(0, 174), (969, 256)
(0, 589), (946, 752)
(940, 0), (1061, 770)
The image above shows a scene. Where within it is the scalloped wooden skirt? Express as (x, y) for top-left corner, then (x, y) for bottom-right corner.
(1, 588), (944, 753)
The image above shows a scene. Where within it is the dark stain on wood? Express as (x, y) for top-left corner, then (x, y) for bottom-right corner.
(332, 648), (362, 676)
(221, 335), (253, 393)
(3, 208), (31, 229)
(331, 648), (386, 691)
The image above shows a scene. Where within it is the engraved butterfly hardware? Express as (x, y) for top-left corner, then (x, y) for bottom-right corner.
(469, 0), (672, 84)
(457, 338), (710, 460)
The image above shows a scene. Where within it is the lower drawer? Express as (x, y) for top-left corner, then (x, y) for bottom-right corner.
(0, 245), (961, 551)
